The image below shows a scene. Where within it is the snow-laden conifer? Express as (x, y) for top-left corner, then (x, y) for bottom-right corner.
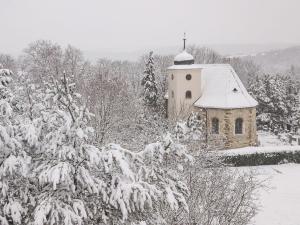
(249, 74), (300, 132)
(27, 72), (190, 225)
(0, 68), (31, 225)
(141, 51), (158, 106)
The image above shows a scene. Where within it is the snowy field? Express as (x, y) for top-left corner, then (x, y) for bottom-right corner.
(225, 132), (300, 224)
(240, 164), (300, 225)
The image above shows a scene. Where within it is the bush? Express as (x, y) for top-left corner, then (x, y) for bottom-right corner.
(222, 151), (300, 166)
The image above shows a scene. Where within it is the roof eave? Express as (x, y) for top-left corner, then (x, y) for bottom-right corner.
(193, 104), (258, 110)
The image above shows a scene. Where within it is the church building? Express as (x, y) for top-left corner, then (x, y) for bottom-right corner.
(166, 39), (258, 149)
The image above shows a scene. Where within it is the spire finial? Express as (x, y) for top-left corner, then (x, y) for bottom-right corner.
(183, 32), (186, 50)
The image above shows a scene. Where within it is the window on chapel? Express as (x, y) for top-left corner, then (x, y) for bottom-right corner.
(212, 118), (219, 134)
(235, 118), (243, 134)
(185, 90), (192, 99)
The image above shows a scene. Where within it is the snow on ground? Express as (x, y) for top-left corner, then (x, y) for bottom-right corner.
(239, 164), (300, 225)
(220, 145), (300, 156)
(258, 131), (288, 147)
(258, 130), (300, 146)
(224, 132), (300, 224)
(218, 131), (300, 156)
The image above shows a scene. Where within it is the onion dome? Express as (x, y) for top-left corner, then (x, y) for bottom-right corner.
(174, 50), (194, 65)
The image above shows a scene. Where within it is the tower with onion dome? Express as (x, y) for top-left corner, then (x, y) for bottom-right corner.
(167, 34), (203, 119)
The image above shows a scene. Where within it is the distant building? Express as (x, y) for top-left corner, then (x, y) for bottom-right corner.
(166, 39), (258, 149)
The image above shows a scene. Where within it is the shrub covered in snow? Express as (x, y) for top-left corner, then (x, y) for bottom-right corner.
(1, 70), (191, 225)
(222, 148), (300, 166)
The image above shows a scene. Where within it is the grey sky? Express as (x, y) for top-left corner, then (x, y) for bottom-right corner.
(1, 0), (300, 56)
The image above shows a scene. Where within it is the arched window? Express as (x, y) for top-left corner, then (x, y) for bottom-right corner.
(235, 118), (243, 134)
(186, 74), (192, 80)
(185, 91), (192, 99)
(212, 118), (219, 134)
(171, 74), (174, 80)
(171, 90), (174, 98)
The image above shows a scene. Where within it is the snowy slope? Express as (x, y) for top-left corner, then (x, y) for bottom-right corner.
(239, 164), (300, 225)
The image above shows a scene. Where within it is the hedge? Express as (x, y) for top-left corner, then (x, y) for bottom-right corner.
(221, 151), (300, 167)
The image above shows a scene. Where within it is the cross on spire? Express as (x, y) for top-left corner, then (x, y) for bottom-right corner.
(183, 32), (186, 50)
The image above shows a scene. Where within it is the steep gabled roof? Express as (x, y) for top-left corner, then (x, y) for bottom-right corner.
(168, 64), (258, 109)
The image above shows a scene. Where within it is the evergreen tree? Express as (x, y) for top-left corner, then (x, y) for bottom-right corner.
(0, 68), (31, 225)
(141, 51), (158, 106)
(20, 72), (190, 224)
(248, 74), (300, 132)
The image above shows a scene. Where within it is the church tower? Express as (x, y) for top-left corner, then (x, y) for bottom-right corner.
(167, 34), (202, 119)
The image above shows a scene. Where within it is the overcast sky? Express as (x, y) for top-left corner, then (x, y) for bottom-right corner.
(1, 0), (300, 56)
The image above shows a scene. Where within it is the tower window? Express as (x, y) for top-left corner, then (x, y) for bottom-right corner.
(186, 74), (192, 80)
(212, 118), (219, 134)
(171, 74), (174, 80)
(185, 91), (192, 99)
(171, 91), (174, 98)
(235, 118), (243, 134)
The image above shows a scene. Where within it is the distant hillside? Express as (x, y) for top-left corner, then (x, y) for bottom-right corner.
(83, 44), (294, 62)
(242, 46), (300, 75)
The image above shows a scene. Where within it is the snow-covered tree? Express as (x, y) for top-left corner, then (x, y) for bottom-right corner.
(21, 72), (191, 225)
(174, 112), (206, 150)
(22, 40), (63, 84)
(0, 68), (31, 225)
(248, 74), (300, 133)
(186, 45), (222, 64)
(0, 54), (16, 73)
(141, 51), (158, 106)
(182, 158), (260, 225)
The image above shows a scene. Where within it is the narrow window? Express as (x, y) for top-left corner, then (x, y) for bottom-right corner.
(185, 90), (192, 99)
(171, 74), (174, 80)
(186, 74), (192, 80)
(171, 90), (174, 98)
(235, 118), (243, 134)
(212, 118), (219, 134)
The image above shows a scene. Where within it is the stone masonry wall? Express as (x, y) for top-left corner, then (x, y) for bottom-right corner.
(195, 107), (257, 149)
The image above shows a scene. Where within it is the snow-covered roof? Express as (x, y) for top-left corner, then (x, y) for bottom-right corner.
(174, 50), (194, 62)
(168, 64), (258, 109)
